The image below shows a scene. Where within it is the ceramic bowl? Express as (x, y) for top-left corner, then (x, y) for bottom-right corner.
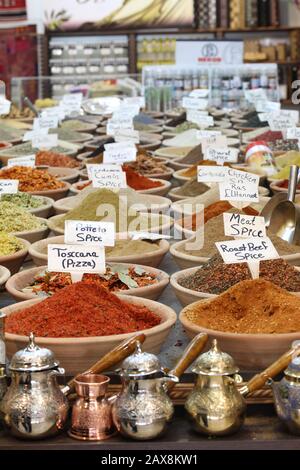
(26, 196), (54, 219)
(27, 182), (71, 201)
(29, 235), (170, 268)
(0, 238), (30, 275)
(179, 298), (300, 370)
(173, 169), (192, 183)
(136, 179), (172, 197)
(270, 180), (300, 195)
(6, 263), (170, 303)
(170, 267), (217, 307)
(12, 218), (49, 244)
(3, 295), (177, 375)
(53, 193), (172, 216)
(47, 213), (174, 237)
(47, 167), (80, 184)
(0, 265), (10, 289)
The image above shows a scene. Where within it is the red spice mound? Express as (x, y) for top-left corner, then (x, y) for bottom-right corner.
(250, 131), (283, 142)
(278, 180), (300, 189)
(123, 166), (163, 190)
(36, 150), (80, 168)
(6, 282), (161, 338)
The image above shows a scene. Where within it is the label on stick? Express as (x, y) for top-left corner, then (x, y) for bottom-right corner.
(215, 237), (279, 264)
(223, 213), (266, 239)
(205, 146), (239, 164)
(32, 133), (58, 150)
(103, 146), (137, 164)
(182, 96), (208, 110)
(219, 168), (259, 203)
(87, 164), (127, 189)
(197, 165), (228, 183)
(64, 220), (115, 247)
(0, 179), (19, 194)
(7, 155), (35, 168)
(48, 244), (105, 274)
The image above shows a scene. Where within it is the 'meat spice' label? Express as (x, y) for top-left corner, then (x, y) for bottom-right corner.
(64, 220), (115, 247)
(215, 237), (279, 264)
(48, 244), (105, 274)
(223, 213), (266, 239)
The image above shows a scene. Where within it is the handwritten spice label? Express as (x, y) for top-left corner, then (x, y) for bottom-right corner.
(268, 116), (296, 131)
(32, 133), (58, 150)
(223, 213), (266, 239)
(202, 135), (228, 154)
(196, 130), (222, 139)
(286, 128), (300, 140)
(114, 129), (140, 144)
(186, 109), (209, 124)
(197, 165), (229, 183)
(33, 116), (59, 130)
(255, 100), (280, 113)
(182, 96), (208, 110)
(205, 146), (239, 164)
(48, 244), (105, 274)
(219, 168), (259, 203)
(215, 237), (279, 264)
(0, 179), (19, 194)
(193, 115), (214, 128)
(7, 155), (35, 168)
(103, 145), (137, 164)
(23, 129), (48, 142)
(106, 119), (134, 136)
(88, 164), (127, 189)
(64, 221), (115, 247)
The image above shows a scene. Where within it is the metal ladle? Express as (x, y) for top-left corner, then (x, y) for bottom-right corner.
(268, 165), (300, 245)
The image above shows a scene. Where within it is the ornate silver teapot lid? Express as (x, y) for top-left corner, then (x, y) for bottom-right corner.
(9, 333), (59, 372)
(120, 342), (164, 378)
(284, 340), (300, 380)
(192, 339), (239, 376)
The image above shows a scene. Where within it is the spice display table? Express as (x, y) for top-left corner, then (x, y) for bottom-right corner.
(0, 405), (298, 450)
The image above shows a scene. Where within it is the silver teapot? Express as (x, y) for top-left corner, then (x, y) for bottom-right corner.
(112, 343), (178, 440)
(269, 341), (300, 435)
(1, 333), (69, 440)
(185, 339), (299, 437)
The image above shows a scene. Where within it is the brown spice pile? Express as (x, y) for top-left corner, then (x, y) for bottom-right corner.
(184, 279), (300, 334)
(0, 166), (65, 192)
(179, 255), (300, 294)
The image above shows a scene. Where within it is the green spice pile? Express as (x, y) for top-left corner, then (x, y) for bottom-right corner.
(179, 255), (300, 294)
(177, 213), (300, 258)
(60, 120), (94, 131)
(49, 128), (84, 142)
(0, 201), (46, 233)
(1, 193), (46, 210)
(175, 177), (209, 198)
(56, 189), (138, 231)
(0, 232), (25, 256)
(0, 142), (72, 157)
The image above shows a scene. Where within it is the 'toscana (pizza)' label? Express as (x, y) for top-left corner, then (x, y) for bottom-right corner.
(48, 244), (105, 273)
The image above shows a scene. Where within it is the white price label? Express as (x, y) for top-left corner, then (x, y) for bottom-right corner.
(87, 164), (127, 189)
(114, 129), (140, 144)
(244, 88), (267, 104)
(197, 165), (229, 183)
(268, 116), (296, 131)
(103, 146), (137, 164)
(258, 113), (269, 122)
(286, 128), (300, 140)
(48, 244), (105, 274)
(223, 213), (266, 239)
(202, 135), (228, 153)
(42, 106), (65, 120)
(189, 89), (209, 98)
(219, 168), (259, 203)
(62, 93), (83, 105)
(0, 98), (11, 115)
(123, 96), (145, 108)
(205, 146), (239, 164)
(255, 100), (280, 113)
(129, 232), (172, 241)
(0, 179), (19, 194)
(33, 116), (58, 130)
(64, 220), (115, 247)
(23, 129), (48, 142)
(107, 119), (134, 136)
(182, 96), (208, 110)
(215, 237), (279, 264)
(186, 109), (209, 124)
(113, 106), (139, 119)
(194, 115), (214, 128)
(32, 133), (58, 150)
(196, 130), (222, 139)
(7, 155), (35, 168)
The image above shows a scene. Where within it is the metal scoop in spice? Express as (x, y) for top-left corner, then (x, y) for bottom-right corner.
(268, 165), (300, 245)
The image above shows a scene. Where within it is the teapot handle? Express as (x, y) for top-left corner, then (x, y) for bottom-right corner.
(166, 333), (208, 393)
(241, 344), (300, 396)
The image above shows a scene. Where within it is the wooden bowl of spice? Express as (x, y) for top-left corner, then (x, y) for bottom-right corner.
(29, 235), (170, 268)
(6, 263), (170, 302)
(179, 279), (300, 370)
(3, 287), (177, 376)
(171, 267), (217, 306)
